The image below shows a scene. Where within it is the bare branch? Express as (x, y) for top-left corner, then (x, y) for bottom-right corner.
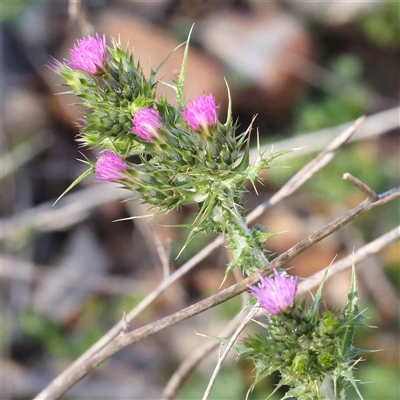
(68, 0), (93, 36)
(0, 257), (146, 296)
(0, 185), (129, 240)
(68, 0), (81, 20)
(124, 202), (172, 279)
(280, 53), (397, 110)
(33, 186), (400, 399)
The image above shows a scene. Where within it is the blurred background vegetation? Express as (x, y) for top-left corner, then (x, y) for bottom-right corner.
(1, 1), (399, 399)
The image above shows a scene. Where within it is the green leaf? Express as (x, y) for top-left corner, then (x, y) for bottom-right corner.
(150, 41), (187, 88)
(340, 263), (359, 356)
(53, 165), (94, 205)
(224, 77), (233, 126)
(263, 149), (293, 164)
(223, 260), (237, 283)
(310, 267), (329, 314)
(342, 367), (364, 400)
(249, 366), (277, 395)
(233, 137), (250, 173)
(175, 24), (194, 108)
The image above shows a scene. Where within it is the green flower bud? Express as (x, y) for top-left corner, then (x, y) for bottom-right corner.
(292, 352), (308, 374)
(318, 352), (336, 369)
(107, 92), (119, 104)
(221, 147), (232, 164)
(110, 124), (123, 135)
(102, 73), (118, 89)
(101, 118), (115, 129)
(318, 311), (340, 335)
(118, 114), (131, 124)
(109, 111), (119, 119)
(123, 86), (133, 100)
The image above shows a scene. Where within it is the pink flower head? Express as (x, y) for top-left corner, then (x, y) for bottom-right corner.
(249, 269), (298, 315)
(66, 33), (107, 74)
(95, 152), (127, 182)
(131, 108), (163, 141)
(182, 94), (218, 131)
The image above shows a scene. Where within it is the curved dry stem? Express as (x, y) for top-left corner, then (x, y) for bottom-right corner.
(343, 172), (378, 201)
(34, 184), (400, 399)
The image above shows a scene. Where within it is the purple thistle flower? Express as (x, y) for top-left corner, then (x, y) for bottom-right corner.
(131, 108), (163, 141)
(66, 33), (107, 74)
(182, 94), (218, 131)
(95, 152), (127, 182)
(249, 269), (298, 315)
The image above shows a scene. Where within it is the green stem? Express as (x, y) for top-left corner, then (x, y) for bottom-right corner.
(215, 202), (268, 275)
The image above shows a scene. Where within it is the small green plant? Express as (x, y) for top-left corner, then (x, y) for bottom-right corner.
(239, 267), (367, 399)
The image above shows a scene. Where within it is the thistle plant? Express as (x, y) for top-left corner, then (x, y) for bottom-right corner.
(239, 267), (367, 399)
(49, 32), (373, 400)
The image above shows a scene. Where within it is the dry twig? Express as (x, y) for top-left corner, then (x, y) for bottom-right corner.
(281, 53), (398, 110)
(247, 116), (364, 221)
(343, 172), (378, 201)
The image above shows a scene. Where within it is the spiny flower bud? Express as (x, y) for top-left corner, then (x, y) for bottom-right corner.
(131, 108), (162, 141)
(66, 33), (107, 74)
(182, 94), (217, 131)
(249, 269), (298, 315)
(95, 151), (127, 182)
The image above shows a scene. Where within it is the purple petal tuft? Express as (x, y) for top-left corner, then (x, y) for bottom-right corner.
(182, 94), (217, 131)
(248, 269), (298, 315)
(66, 33), (107, 74)
(96, 152), (127, 182)
(131, 108), (163, 141)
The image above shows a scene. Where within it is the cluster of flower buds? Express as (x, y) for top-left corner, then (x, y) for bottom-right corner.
(241, 267), (366, 399)
(52, 33), (286, 274)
